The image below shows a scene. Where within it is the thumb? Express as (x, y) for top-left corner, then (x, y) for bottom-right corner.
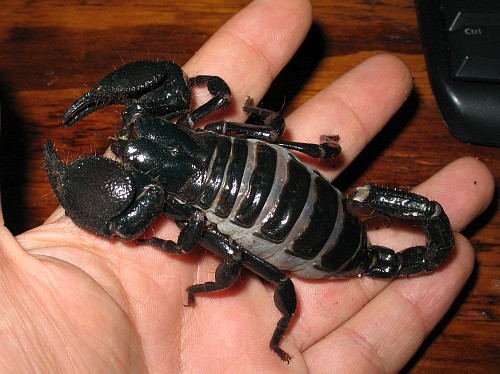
(0, 102), (30, 262)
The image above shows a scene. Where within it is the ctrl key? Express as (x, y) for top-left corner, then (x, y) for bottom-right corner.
(446, 12), (500, 82)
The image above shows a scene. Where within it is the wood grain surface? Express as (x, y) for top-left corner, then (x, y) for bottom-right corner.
(0, 1), (498, 372)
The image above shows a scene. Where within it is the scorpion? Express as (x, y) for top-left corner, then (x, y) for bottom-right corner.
(44, 60), (454, 362)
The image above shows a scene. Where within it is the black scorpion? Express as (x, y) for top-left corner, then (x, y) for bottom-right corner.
(44, 60), (454, 362)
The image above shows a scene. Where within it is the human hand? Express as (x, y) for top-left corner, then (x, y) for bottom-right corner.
(1, 0), (494, 372)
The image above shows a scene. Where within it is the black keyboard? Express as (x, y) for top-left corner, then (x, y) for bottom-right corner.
(416, 0), (500, 146)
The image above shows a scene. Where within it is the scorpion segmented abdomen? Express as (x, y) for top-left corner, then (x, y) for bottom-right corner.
(197, 136), (232, 209)
(258, 157), (311, 243)
(214, 139), (248, 218)
(199, 136), (369, 279)
(233, 144), (277, 227)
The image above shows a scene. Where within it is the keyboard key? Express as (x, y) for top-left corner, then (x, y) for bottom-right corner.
(441, 3), (500, 82)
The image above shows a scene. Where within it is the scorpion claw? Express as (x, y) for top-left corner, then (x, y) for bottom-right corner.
(62, 60), (191, 127)
(44, 139), (164, 240)
(62, 90), (107, 127)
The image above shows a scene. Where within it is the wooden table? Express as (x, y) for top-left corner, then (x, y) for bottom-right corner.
(0, 1), (498, 372)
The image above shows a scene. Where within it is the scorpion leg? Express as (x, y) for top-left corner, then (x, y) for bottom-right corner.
(185, 257), (243, 306)
(177, 75), (232, 128)
(137, 213), (204, 255)
(183, 229), (243, 307)
(242, 249), (296, 363)
(349, 184), (455, 278)
(195, 229), (296, 363)
(274, 136), (341, 159)
(204, 97), (284, 140)
(205, 97), (341, 159)
(242, 97), (286, 137)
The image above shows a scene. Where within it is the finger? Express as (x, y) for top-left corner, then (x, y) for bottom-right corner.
(413, 156), (495, 232)
(44, 206), (65, 224)
(0, 179), (33, 260)
(303, 235), (475, 373)
(286, 53), (413, 179)
(287, 158), (494, 359)
(183, 0), (313, 118)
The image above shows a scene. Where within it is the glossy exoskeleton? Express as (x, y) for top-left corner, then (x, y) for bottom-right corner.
(44, 60), (454, 362)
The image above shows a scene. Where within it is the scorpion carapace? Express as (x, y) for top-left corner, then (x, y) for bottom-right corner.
(44, 60), (454, 362)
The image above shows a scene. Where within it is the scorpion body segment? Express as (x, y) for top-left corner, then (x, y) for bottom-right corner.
(44, 60), (454, 362)
(117, 123), (369, 279)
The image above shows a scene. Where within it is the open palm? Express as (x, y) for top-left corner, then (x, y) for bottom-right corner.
(0, 0), (494, 372)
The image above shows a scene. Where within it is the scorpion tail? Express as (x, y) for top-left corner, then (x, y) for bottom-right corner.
(349, 184), (455, 278)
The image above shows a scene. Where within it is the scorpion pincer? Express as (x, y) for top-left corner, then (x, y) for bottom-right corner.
(44, 60), (454, 362)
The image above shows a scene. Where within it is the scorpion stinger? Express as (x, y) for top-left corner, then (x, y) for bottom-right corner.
(46, 60), (455, 362)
